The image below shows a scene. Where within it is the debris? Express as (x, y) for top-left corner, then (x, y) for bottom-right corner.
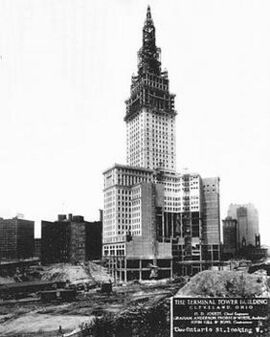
(41, 263), (94, 286)
(85, 262), (113, 284)
(41, 262), (112, 287)
(175, 270), (270, 298)
(0, 276), (14, 285)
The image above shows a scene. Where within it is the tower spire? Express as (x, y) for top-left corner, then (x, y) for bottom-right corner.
(137, 6), (161, 76)
(125, 6), (176, 123)
(146, 5), (152, 20)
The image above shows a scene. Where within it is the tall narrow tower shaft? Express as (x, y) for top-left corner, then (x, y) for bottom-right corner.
(125, 6), (177, 171)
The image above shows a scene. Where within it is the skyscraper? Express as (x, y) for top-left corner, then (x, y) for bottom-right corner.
(227, 203), (260, 248)
(103, 7), (221, 280)
(125, 6), (176, 171)
(222, 204), (265, 261)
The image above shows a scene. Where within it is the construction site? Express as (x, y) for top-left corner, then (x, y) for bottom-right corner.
(0, 3), (269, 337)
(1, 258), (270, 337)
(0, 259), (185, 337)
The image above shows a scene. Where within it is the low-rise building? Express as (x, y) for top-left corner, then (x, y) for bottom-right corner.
(34, 238), (41, 259)
(222, 217), (237, 259)
(0, 217), (34, 260)
(41, 214), (102, 264)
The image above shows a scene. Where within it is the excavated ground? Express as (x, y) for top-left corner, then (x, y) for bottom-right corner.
(1, 264), (269, 337)
(0, 279), (182, 337)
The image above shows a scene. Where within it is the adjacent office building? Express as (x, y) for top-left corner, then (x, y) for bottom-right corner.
(102, 7), (221, 281)
(34, 238), (41, 259)
(223, 204), (263, 261)
(0, 217), (34, 260)
(227, 203), (259, 248)
(222, 217), (238, 259)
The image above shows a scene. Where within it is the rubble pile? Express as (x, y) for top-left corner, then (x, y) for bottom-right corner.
(41, 262), (112, 286)
(0, 276), (14, 285)
(85, 262), (113, 284)
(176, 270), (270, 298)
(42, 263), (94, 285)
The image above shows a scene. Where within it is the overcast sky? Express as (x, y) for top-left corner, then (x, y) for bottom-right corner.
(0, 0), (269, 243)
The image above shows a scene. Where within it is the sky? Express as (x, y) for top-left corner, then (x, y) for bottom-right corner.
(0, 0), (269, 242)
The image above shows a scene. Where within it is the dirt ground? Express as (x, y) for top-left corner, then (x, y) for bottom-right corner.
(0, 279), (182, 337)
(1, 269), (269, 336)
(0, 313), (93, 335)
(176, 270), (270, 297)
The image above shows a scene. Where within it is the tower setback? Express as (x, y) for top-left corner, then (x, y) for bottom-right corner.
(125, 6), (176, 171)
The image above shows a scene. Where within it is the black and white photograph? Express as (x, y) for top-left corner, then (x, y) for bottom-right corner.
(0, 1), (270, 336)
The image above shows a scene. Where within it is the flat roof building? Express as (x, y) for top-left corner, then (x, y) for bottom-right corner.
(0, 217), (34, 261)
(41, 214), (102, 265)
(222, 217), (238, 259)
(227, 203), (259, 248)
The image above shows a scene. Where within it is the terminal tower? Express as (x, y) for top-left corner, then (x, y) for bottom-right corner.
(125, 6), (176, 172)
(102, 7), (221, 281)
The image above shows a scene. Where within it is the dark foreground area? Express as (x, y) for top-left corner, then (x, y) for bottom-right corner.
(1, 265), (270, 337)
(0, 279), (181, 337)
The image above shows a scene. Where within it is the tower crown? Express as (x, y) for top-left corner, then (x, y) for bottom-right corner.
(125, 7), (176, 122)
(138, 6), (161, 76)
(125, 7), (176, 171)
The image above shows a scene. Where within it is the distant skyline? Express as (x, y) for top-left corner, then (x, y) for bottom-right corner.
(0, 0), (269, 243)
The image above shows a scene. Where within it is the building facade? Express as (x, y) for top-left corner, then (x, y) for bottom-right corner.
(102, 7), (221, 280)
(222, 217), (238, 259)
(0, 217), (34, 260)
(227, 203), (259, 248)
(222, 204), (263, 261)
(34, 238), (41, 259)
(41, 214), (102, 264)
(85, 220), (102, 260)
